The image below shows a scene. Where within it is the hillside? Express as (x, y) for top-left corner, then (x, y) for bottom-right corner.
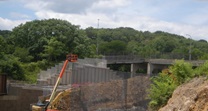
(159, 77), (208, 111)
(2, 19), (208, 82)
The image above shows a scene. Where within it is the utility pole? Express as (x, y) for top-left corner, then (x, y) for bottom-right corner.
(186, 34), (192, 60)
(96, 19), (100, 56)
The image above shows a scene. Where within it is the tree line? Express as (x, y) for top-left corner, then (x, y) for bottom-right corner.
(0, 19), (208, 82)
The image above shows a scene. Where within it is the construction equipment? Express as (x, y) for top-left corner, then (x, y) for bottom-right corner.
(31, 54), (78, 111)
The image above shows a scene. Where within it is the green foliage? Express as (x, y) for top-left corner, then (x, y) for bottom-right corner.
(0, 19), (98, 82)
(2, 19), (208, 83)
(0, 36), (6, 54)
(151, 35), (177, 52)
(73, 30), (95, 58)
(85, 27), (208, 59)
(10, 19), (92, 62)
(148, 73), (177, 110)
(198, 54), (208, 60)
(99, 40), (127, 54)
(126, 41), (140, 54)
(138, 45), (159, 58)
(40, 37), (65, 61)
(13, 47), (33, 62)
(170, 60), (193, 84)
(0, 54), (25, 80)
(148, 60), (193, 110)
(194, 61), (208, 76)
(0, 30), (11, 38)
(22, 62), (41, 83)
(148, 60), (208, 110)
(136, 68), (146, 73)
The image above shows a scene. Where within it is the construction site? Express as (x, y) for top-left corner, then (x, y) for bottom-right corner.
(0, 55), (151, 111)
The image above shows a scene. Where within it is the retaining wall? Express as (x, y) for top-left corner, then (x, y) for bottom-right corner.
(0, 84), (42, 111)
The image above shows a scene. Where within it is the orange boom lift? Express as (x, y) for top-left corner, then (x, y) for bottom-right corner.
(32, 54), (78, 111)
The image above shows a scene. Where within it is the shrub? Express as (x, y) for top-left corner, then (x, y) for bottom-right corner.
(148, 72), (177, 110)
(148, 60), (193, 110)
(22, 60), (48, 83)
(0, 54), (25, 80)
(170, 60), (193, 84)
(194, 60), (208, 77)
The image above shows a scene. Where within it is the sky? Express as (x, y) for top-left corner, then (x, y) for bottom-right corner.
(0, 0), (208, 40)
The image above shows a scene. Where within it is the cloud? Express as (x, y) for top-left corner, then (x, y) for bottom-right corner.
(9, 12), (30, 19)
(182, 5), (208, 26)
(1, 0), (208, 40)
(22, 0), (130, 14)
(0, 17), (30, 30)
(34, 9), (208, 40)
(35, 11), (107, 28)
(22, 0), (50, 11)
(22, 0), (98, 14)
(48, 0), (96, 14)
(89, 0), (131, 13)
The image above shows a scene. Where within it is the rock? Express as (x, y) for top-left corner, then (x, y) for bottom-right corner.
(53, 76), (150, 110)
(159, 77), (208, 111)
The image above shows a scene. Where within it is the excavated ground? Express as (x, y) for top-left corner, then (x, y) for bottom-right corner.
(159, 77), (208, 111)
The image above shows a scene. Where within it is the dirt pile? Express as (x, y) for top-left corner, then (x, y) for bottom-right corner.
(159, 77), (208, 111)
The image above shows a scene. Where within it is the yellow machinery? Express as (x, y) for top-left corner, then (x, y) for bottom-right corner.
(31, 54), (78, 111)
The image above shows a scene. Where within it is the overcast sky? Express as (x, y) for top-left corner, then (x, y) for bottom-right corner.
(0, 0), (208, 40)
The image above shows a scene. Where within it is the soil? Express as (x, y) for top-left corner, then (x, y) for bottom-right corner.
(159, 77), (208, 111)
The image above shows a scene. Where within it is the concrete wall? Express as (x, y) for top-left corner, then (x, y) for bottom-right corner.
(71, 63), (121, 84)
(0, 84), (42, 111)
(0, 75), (150, 111)
(147, 63), (169, 75)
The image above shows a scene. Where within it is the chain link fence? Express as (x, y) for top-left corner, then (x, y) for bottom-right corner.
(56, 74), (150, 111)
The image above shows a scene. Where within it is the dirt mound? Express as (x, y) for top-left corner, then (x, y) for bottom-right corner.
(159, 77), (208, 111)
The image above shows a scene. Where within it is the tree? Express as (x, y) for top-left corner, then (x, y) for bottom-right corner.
(0, 55), (25, 80)
(138, 45), (158, 58)
(0, 35), (7, 53)
(0, 30), (11, 38)
(85, 27), (98, 40)
(73, 30), (96, 58)
(99, 40), (127, 54)
(126, 41), (140, 54)
(13, 47), (33, 62)
(152, 36), (177, 52)
(0, 36), (25, 80)
(40, 37), (65, 62)
(10, 19), (80, 62)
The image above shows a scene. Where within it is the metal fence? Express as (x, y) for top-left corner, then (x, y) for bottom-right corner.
(103, 52), (192, 61)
